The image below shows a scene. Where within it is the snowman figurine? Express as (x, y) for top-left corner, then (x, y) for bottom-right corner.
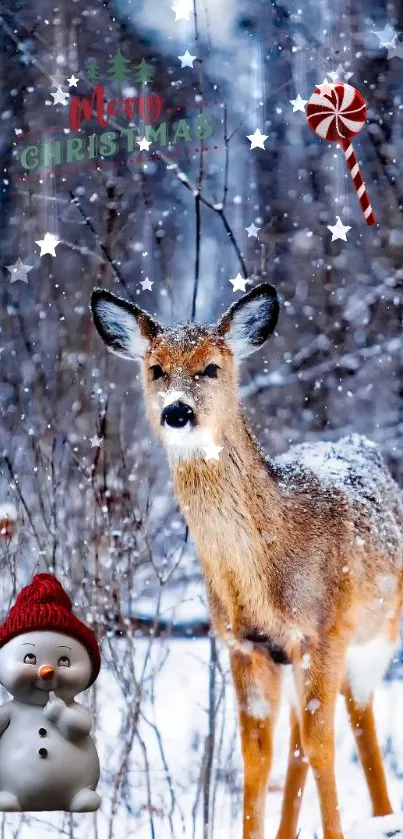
(0, 573), (101, 811)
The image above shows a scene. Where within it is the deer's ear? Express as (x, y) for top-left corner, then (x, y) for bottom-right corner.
(91, 289), (161, 359)
(217, 283), (279, 360)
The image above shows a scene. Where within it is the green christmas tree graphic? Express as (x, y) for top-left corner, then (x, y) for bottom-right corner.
(85, 60), (100, 83)
(134, 58), (155, 84)
(107, 49), (131, 82)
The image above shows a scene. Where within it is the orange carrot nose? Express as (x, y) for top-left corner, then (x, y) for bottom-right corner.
(38, 665), (55, 681)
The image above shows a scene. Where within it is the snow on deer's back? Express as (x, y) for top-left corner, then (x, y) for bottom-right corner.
(275, 432), (403, 574)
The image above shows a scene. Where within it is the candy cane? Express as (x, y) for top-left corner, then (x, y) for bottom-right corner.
(306, 82), (376, 227)
(341, 138), (375, 226)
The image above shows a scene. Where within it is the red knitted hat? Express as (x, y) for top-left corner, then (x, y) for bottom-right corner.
(0, 574), (101, 685)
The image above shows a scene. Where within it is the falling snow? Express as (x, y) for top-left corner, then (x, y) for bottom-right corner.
(1, 0), (403, 837)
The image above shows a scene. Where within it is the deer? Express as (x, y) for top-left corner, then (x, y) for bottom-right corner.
(91, 282), (403, 839)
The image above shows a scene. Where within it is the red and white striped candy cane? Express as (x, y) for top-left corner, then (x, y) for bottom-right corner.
(342, 138), (375, 226)
(306, 83), (376, 227)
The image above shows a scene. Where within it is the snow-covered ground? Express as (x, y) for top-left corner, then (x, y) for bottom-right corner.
(1, 637), (403, 838)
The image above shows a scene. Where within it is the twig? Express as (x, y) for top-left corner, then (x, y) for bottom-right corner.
(192, 186), (202, 321)
(108, 699), (141, 839)
(190, 0), (204, 320)
(2, 454), (43, 552)
(241, 337), (402, 399)
(222, 104), (230, 209)
(69, 191), (133, 297)
(157, 151), (248, 278)
(137, 732), (156, 839)
(202, 636), (217, 839)
(140, 709), (179, 838)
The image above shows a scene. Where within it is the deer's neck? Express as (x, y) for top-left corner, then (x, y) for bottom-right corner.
(169, 411), (284, 633)
(170, 410), (281, 553)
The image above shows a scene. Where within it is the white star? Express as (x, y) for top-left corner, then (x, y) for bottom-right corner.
(137, 136), (152, 151)
(35, 232), (60, 257)
(90, 434), (103, 448)
(6, 257), (33, 284)
(327, 216), (351, 242)
(290, 94), (308, 112)
(316, 78), (335, 97)
(178, 50), (196, 68)
(203, 442), (223, 461)
(372, 23), (397, 46)
(171, 0), (192, 20)
(67, 74), (79, 87)
(51, 86), (69, 106)
(328, 63), (353, 82)
(140, 277), (153, 291)
(245, 222), (260, 238)
(230, 273), (248, 292)
(247, 128), (268, 150)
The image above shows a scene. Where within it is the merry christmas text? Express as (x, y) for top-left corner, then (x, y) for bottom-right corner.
(19, 116), (214, 171)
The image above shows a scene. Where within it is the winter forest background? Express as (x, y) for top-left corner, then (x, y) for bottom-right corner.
(1, 0), (403, 836)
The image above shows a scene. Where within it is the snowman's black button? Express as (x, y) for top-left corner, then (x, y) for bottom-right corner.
(38, 748), (48, 758)
(39, 728), (47, 737)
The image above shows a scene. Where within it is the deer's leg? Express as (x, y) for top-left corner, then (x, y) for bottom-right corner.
(275, 707), (309, 839)
(230, 647), (281, 839)
(299, 642), (344, 839)
(344, 687), (393, 817)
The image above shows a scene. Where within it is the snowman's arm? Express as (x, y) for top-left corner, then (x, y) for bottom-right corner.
(0, 703), (11, 737)
(58, 703), (93, 741)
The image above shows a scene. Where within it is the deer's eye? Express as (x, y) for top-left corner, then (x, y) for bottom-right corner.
(23, 653), (36, 665)
(150, 364), (165, 381)
(58, 655), (70, 667)
(203, 364), (219, 378)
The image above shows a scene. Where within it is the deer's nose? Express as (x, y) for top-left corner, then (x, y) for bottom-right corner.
(38, 665), (55, 681)
(161, 401), (195, 429)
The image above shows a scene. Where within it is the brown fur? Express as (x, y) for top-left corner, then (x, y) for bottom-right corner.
(170, 411), (402, 839)
(343, 686), (392, 817)
(91, 286), (403, 839)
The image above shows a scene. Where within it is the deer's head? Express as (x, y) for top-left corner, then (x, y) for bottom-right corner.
(91, 284), (279, 461)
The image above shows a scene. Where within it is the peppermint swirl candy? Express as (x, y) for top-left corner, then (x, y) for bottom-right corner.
(306, 83), (367, 142)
